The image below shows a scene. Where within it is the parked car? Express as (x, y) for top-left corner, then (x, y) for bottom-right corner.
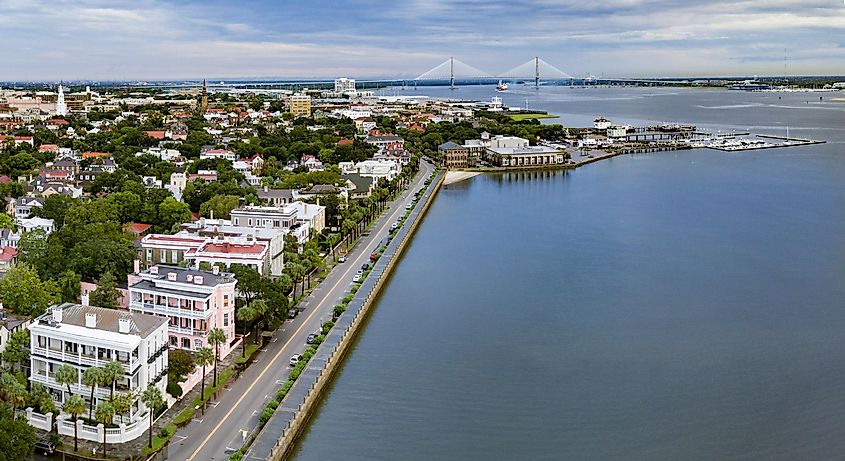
(391, 222), (399, 230)
(289, 354), (301, 367)
(306, 333), (319, 344)
(338, 256), (346, 263)
(35, 439), (56, 456)
(287, 308), (300, 319)
(356, 269), (364, 276)
(406, 203), (413, 210)
(353, 274), (362, 283)
(361, 263), (370, 271)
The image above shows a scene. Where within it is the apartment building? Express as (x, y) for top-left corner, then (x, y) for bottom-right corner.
(28, 304), (168, 440)
(128, 265), (236, 357)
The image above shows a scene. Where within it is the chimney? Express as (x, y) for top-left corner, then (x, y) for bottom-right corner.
(85, 313), (97, 328)
(150, 266), (159, 275)
(194, 276), (203, 285)
(133, 259), (140, 274)
(52, 308), (63, 323)
(167, 272), (177, 281)
(212, 265), (220, 275)
(118, 318), (130, 334)
(263, 185), (268, 192)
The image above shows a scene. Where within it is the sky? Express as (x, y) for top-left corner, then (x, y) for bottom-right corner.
(1, 0), (844, 80)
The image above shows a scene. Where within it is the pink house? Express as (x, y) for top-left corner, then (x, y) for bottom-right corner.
(127, 265), (237, 358)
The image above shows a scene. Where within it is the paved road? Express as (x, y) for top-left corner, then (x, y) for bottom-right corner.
(168, 160), (435, 461)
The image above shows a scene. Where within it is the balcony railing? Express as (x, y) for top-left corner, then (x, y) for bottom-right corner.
(31, 346), (139, 372)
(129, 301), (209, 319)
(31, 373), (111, 399)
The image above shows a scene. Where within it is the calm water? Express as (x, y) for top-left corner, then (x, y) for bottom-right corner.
(291, 87), (845, 460)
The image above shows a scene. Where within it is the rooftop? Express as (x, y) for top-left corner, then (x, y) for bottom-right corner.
(38, 303), (167, 338)
(136, 264), (236, 286)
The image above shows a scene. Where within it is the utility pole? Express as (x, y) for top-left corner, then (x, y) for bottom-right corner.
(535, 56), (540, 89)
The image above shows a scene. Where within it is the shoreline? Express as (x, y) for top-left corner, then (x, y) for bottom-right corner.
(443, 171), (481, 185)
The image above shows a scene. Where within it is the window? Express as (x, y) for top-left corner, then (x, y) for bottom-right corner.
(223, 313), (229, 327)
(248, 218), (253, 226)
(170, 336), (177, 346)
(146, 249), (152, 261)
(171, 250), (178, 263)
(182, 338), (190, 349)
(194, 339), (203, 350)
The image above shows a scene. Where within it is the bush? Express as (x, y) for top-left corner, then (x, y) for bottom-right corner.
(172, 408), (195, 428)
(158, 425), (173, 438)
(229, 449), (244, 461)
(321, 321), (334, 335)
(342, 294), (354, 303)
(166, 380), (183, 398)
(258, 407), (274, 426)
(333, 304), (346, 318)
(268, 400), (279, 411)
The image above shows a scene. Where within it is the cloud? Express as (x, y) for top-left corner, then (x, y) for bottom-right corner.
(0, 0), (844, 80)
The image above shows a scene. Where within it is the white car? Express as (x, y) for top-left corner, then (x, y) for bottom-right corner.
(353, 274), (362, 283)
(391, 222), (399, 230)
(289, 354), (301, 367)
(406, 203), (413, 210)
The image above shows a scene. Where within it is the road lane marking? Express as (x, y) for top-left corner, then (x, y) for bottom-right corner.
(185, 167), (432, 461)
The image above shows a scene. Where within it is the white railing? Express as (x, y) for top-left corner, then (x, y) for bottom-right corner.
(30, 373), (117, 400)
(29, 409), (150, 443)
(130, 301), (209, 319)
(31, 346), (139, 371)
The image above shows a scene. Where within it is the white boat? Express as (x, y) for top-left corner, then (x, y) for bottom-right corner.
(495, 80), (508, 92)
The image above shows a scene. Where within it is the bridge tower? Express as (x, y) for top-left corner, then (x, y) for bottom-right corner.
(534, 57), (540, 89)
(450, 57), (455, 90)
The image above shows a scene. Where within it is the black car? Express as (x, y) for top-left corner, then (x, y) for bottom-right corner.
(287, 308), (300, 319)
(361, 263), (370, 271)
(35, 439), (56, 456)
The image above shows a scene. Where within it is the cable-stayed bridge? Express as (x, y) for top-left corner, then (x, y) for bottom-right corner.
(414, 57), (576, 88)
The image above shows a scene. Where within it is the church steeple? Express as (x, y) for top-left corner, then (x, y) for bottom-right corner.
(200, 79), (208, 113)
(56, 81), (67, 116)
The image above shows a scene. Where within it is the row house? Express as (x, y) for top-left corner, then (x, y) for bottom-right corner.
(29, 304), (168, 438)
(128, 265), (236, 356)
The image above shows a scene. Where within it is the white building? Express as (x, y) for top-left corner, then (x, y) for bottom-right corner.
(28, 304), (168, 442)
(334, 78), (356, 94)
(55, 84), (67, 116)
(199, 148), (237, 162)
(594, 117), (611, 130)
(339, 159), (401, 181)
(18, 216), (54, 234)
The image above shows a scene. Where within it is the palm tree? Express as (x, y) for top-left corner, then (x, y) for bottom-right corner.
(111, 391), (134, 425)
(5, 379), (27, 413)
(140, 387), (164, 449)
(207, 329), (226, 388)
(55, 364), (78, 398)
(194, 347), (214, 404)
(102, 360), (124, 401)
(63, 394), (86, 452)
(95, 401), (115, 456)
(82, 366), (104, 419)
(236, 304), (259, 356)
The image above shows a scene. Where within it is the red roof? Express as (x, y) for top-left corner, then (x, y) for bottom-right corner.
(126, 223), (152, 235)
(0, 246), (17, 263)
(82, 151), (110, 159)
(39, 144), (59, 152)
(337, 138), (353, 146)
(144, 130), (167, 140)
(0, 176), (10, 184)
(47, 119), (69, 125)
(13, 136), (33, 141)
(199, 241), (267, 255)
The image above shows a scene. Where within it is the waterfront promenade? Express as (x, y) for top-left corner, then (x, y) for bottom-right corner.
(167, 160), (436, 461)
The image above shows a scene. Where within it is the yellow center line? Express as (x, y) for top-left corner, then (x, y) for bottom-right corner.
(186, 168), (429, 460)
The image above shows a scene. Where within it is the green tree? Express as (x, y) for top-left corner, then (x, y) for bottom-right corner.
(140, 386), (164, 448)
(89, 272), (121, 309)
(0, 263), (60, 316)
(207, 328), (226, 387)
(105, 191), (142, 224)
(0, 402), (36, 459)
(82, 366), (104, 419)
(199, 195), (241, 219)
(194, 347), (213, 402)
(102, 360), (124, 401)
(55, 363), (79, 398)
(0, 213), (14, 230)
(63, 394), (86, 452)
(1, 330), (29, 372)
(1, 375), (27, 413)
(168, 348), (195, 384)
(111, 391), (134, 424)
(16, 229), (48, 273)
(157, 196), (191, 232)
(56, 270), (82, 303)
(95, 400), (115, 456)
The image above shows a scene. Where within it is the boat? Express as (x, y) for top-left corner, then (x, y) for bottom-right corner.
(495, 80), (509, 92)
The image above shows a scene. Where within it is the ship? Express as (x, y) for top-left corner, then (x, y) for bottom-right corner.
(495, 80), (509, 92)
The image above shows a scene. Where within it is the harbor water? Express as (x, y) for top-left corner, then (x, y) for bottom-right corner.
(291, 87), (845, 460)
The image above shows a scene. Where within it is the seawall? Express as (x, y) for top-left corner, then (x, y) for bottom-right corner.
(246, 170), (446, 461)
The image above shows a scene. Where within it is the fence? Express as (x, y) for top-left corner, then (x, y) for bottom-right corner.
(27, 407), (149, 444)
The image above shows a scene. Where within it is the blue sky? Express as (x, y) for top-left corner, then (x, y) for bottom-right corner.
(1, 0), (844, 80)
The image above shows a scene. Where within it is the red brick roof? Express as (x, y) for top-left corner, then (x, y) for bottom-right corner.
(144, 130), (167, 140)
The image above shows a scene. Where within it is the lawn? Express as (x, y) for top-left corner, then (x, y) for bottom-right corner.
(507, 113), (559, 121)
